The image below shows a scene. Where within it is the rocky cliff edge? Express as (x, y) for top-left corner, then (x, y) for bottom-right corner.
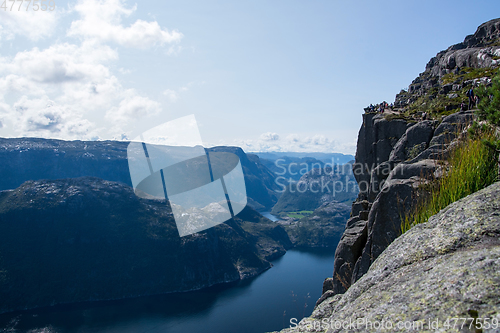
(275, 181), (500, 333)
(329, 109), (474, 296)
(327, 17), (500, 297)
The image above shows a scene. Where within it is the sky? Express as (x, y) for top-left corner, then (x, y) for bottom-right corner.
(0, 0), (499, 154)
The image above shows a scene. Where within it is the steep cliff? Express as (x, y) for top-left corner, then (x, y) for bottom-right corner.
(330, 110), (475, 295)
(0, 177), (291, 314)
(276, 181), (500, 333)
(328, 18), (500, 297)
(270, 18), (500, 333)
(395, 18), (500, 110)
(0, 138), (279, 211)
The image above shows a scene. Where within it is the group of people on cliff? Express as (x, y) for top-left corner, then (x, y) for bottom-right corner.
(462, 87), (496, 111)
(364, 101), (394, 113)
(364, 85), (492, 115)
(460, 87), (489, 111)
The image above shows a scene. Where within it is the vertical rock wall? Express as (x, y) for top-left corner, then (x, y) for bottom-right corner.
(328, 111), (474, 296)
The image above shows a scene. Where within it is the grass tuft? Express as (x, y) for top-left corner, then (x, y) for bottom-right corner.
(401, 128), (499, 233)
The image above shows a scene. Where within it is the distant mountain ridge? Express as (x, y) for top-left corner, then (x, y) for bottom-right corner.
(255, 152), (354, 165)
(259, 156), (329, 182)
(271, 164), (358, 215)
(0, 138), (279, 211)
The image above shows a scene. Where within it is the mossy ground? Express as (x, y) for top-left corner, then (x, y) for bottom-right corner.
(397, 67), (499, 121)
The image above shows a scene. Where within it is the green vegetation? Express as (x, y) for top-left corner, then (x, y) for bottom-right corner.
(407, 142), (427, 160)
(383, 113), (413, 122)
(401, 127), (499, 233)
(400, 68), (500, 233)
(405, 90), (462, 117)
(476, 69), (500, 126)
(283, 211), (313, 219)
(441, 67), (497, 85)
(281, 203), (351, 248)
(402, 67), (498, 119)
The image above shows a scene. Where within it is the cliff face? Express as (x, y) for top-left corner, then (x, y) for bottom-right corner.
(0, 177), (291, 314)
(396, 18), (500, 108)
(326, 18), (500, 297)
(0, 138), (279, 211)
(276, 181), (500, 333)
(271, 19), (500, 333)
(330, 110), (475, 295)
(425, 18), (500, 75)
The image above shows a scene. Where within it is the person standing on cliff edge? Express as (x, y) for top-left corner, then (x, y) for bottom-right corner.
(467, 88), (475, 110)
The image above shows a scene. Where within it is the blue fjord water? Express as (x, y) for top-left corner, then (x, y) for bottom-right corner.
(0, 246), (335, 333)
(260, 211), (281, 222)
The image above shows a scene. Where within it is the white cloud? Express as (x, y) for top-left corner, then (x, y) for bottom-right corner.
(0, 41), (122, 116)
(67, 0), (183, 49)
(0, 1), (182, 141)
(260, 132), (280, 141)
(118, 67), (132, 74)
(8, 95), (97, 140)
(1, 41), (117, 85)
(0, 7), (59, 41)
(310, 134), (329, 145)
(106, 92), (161, 123)
(163, 89), (179, 102)
(286, 134), (300, 142)
(0, 40), (165, 140)
(0, 74), (45, 96)
(162, 82), (203, 103)
(230, 133), (357, 154)
(167, 45), (183, 56)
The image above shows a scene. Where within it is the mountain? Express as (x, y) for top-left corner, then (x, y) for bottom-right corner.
(0, 138), (279, 211)
(279, 201), (351, 248)
(395, 18), (500, 113)
(329, 17), (500, 297)
(260, 156), (327, 182)
(0, 177), (291, 314)
(258, 154), (357, 249)
(255, 152), (354, 165)
(271, 163), (358, 215)
(273, 18), (500, 332)
(208, 146), (280, 211)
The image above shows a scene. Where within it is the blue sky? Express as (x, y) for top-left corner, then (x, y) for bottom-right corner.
(0, 0), (499, 154)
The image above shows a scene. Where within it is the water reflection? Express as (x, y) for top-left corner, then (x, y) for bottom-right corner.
(260, 212), (281, 222)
